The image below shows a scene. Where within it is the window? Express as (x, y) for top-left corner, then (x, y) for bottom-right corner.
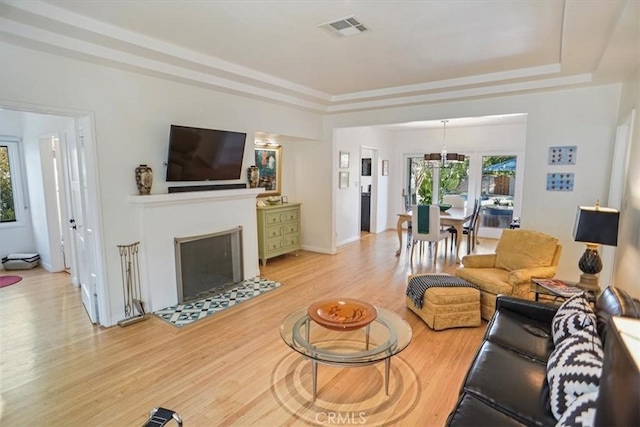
(480, 155), (517, 230)
(405, 151), (522, 239)
(406, 156), (470, 206)
(0, 138), (23, 225)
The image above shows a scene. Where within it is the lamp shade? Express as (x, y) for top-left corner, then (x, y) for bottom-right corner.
(573, 206), (620, 247)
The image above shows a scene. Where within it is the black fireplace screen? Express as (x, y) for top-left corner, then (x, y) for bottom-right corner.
(174, 227), (243, 303)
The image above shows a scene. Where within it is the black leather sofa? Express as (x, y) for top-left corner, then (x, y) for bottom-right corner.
(446, 287), (640, 426)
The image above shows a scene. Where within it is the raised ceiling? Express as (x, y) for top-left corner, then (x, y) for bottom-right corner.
(0, 0), (637, 113)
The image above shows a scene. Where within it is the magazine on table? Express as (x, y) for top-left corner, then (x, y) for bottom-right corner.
(532, 278), (584, 298)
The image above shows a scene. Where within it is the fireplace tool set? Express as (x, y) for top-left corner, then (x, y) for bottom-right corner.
(117, 241), (149, 327)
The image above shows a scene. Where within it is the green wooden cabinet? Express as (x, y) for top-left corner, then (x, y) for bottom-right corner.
(257, 203), (301, 265)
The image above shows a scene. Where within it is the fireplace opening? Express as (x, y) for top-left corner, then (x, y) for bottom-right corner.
(174, 226), (243, 303)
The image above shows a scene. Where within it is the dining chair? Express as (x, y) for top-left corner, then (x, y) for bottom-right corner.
(410, 205), (450, 262)
(463, 199), (482, 254)
(403, 194), (413, 248)
(448, 198), (481, 253)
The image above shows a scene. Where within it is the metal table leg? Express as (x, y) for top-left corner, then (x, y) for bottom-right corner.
(312, 360), (318, 402)
(385, 358), (390, 395)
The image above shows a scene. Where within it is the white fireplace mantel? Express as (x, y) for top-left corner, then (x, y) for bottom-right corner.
(128, 188), (265, 312)
(128, 188), (265, 206)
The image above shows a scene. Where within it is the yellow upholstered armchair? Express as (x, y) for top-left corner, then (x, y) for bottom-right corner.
(455, 229), (562, 320)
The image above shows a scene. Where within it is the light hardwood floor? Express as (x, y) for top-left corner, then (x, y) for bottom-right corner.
(0, 231), (497, 426)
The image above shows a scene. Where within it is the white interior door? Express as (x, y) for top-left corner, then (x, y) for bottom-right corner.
(62, 121), (98, 323)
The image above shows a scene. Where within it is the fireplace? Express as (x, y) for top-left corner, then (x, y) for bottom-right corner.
(175, 227), (244, 303)
(128, 188), (264, 312)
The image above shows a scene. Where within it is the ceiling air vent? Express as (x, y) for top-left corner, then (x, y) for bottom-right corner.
(319, 16), (369, 38)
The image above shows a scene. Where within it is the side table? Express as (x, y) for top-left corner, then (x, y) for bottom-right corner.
(530, 280), (597, 304)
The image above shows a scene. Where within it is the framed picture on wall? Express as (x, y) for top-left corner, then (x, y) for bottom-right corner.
(382, 160), (389, 176)
(339, 171), (349, 189)
(339, 151), (350, 169)
(548, 146), (577, 165)
(255, 145), (282, 196)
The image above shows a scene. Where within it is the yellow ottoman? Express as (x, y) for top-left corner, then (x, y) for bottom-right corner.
(406, 275), (481, 331)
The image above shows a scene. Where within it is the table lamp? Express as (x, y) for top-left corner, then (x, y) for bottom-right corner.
(572, 202), (619, 290)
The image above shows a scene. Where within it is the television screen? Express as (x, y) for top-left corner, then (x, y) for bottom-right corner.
(166, 125), (246, 181)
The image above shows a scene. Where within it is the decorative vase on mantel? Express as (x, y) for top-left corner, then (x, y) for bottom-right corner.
(135, 164), (153, 195)
(247, 165), (259, 188)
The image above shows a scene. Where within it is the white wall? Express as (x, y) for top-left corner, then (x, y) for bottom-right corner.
(1, 40), (632, 319)
(0, 111), (36, 264)
(335, 127), (392, 246)
(0, 42), (322, 325)
(613, 67), (640, 298)
(325, 85), (622, 281)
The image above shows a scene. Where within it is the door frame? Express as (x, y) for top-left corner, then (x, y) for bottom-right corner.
(37, 134), (67, 272)
(0, 100), (111, 326)
(359, 146), (378, 234)
(472, 150), (524, 239)
(602, 109), (635, 285)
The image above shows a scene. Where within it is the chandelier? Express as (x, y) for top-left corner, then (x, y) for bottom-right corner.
(424, 120), (465, 168)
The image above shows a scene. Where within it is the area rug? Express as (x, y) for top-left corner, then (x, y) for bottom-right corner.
(268, 349), (422, 427)
(154, 277), (281, 328)
(0, 275), (23, 288)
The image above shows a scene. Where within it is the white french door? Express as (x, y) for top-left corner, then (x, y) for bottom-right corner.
(62, 119), (99, 323)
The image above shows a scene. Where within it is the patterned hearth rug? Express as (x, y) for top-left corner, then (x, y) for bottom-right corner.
(154, 277), (281, 328)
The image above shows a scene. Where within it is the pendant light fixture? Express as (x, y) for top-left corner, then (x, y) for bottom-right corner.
(424, 120), (465, 168)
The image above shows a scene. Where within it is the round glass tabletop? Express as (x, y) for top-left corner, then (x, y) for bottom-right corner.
(280, 305), (412, 365)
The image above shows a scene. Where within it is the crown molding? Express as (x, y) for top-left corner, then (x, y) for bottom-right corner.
(326, 74), (592, 113)
(0, 0), (604, 114)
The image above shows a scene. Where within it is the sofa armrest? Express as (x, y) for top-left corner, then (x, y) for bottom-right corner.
(496, 295), (558, 324)
(460, 254), (497, 268)
(508, 266), (557, 286)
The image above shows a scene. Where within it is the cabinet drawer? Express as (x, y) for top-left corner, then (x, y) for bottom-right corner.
(265, 209), (299, 225)
(265, 212), (283, 225)
(283, 223), (298, 234)
(266, 237), (284, 251)
(281, 210), (298, 222)
(266, 225), (285, 238)
(283, 234), (299, 247)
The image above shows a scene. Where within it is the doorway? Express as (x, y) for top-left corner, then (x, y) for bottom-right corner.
(360, 147), (378, 235)
(0, 105), (106, 325)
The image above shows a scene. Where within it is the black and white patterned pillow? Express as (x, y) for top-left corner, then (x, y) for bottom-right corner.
(555, 390), (598, 427)
(552, 293), (597, 346)
(547, 325), (603, 420)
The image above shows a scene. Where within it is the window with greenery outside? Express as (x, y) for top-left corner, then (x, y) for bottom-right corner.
(0, 145), (16, 223)
(406, 156), (469, 206)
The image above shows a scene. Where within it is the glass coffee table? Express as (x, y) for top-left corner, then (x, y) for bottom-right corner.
(280, 304), (412, 401)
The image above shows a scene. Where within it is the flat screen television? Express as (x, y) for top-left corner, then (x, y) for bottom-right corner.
(166, 125), (247, 181)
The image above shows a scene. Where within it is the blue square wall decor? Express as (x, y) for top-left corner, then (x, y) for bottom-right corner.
(546, 173), (574, 191)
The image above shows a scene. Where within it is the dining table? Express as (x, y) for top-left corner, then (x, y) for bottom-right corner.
(395, 207), (474, 264)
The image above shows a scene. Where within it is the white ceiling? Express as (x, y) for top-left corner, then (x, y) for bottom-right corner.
(0, 0), (637, 114)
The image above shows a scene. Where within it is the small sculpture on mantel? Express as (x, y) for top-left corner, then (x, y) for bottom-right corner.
(135, 164), (153, 195)
(247, 165), (259, 188)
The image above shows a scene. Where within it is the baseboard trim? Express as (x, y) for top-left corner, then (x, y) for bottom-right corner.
(337, 236), (360, 247)
(301, 244), (335, 255)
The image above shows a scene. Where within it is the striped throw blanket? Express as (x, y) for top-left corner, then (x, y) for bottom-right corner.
(406, 274), (479, 309)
